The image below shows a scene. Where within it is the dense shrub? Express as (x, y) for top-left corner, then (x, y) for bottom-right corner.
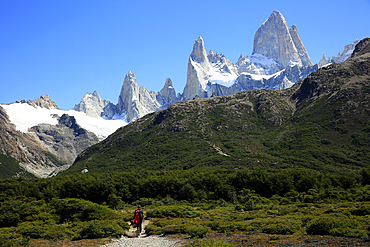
(146, 205), (201, 218)
(17, 221), (67, 240)
(185, 239), (233, 247)
(0, 232), (29, 247)
(184, 225), (211, 238)
(306, 215), (363, 236)
(206, 220), (253, 233)
(262, 223), (296, 235)
(75, 220), (125, 240)
(351, 205), (370, 216)
(329, 227), (368, 239)
(50, 198), (125, 223)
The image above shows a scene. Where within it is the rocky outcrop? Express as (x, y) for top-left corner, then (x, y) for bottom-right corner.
(29, 114), (99, 166)
(351, 38), (370, 58)
(318, 54), (330, 68)
(73, 90), (113, 118)
(27, 95), (59, 109)
(318, 39), (360, 67)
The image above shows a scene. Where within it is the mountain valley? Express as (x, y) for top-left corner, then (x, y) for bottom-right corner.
(0, 10), (365, 178)
(1, 8), (370, 247)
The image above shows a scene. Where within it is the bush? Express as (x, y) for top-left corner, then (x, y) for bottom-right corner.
(76, 220), (125, 240)
(17, 221), (67, 240)
(351, 205), (370, 216)
(329, 227), (368, 239)
(0, 232), (30, 246)
(306, 215), (362, 236)
(206, 221), (243, 233)
(261, 219), (301, 235)
(146, 206), (201, 218)
(51, 198), (125, 223)
(262, 223), (294, 235)
(184, 225), (211, 238)
(185, 239), (233, 246)
(144, 224), (162, 235)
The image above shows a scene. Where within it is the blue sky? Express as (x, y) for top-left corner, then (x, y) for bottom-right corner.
(1, 0), (369, 110)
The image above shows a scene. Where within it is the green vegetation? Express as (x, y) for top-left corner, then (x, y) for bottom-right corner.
(0, 168), (370, 245)
(0, 196), (128, 245)
(0, 154), (34, 179)
(185, 239), (234, 247)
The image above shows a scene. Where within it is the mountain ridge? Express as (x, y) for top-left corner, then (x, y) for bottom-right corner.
(63, 38), (370, 175)
(73, 10), (318, 122)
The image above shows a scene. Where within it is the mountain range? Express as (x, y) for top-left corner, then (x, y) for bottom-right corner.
(0, 10), (365, 178)
(65, 37), (370, 175)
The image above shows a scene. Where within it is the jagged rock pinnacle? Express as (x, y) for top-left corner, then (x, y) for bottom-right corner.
(190, 37), (209, 65)
(289, 24), (313, 67)
(252, 10), (305, 68)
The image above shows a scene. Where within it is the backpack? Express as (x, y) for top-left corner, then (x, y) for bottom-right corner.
(133, 209), (140, 224)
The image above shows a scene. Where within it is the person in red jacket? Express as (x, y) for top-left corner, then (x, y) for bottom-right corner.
(133, 205), (144, 236)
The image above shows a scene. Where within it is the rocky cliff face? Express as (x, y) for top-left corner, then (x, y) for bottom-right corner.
(183, 37), (211, 99)
(27, 95), (59, 109)
(0, 106), (69, 178)
(157, 78), (178, 109)
(116, 71), (161, 122)
(1, 94), (101, 177)
(252, 10), (311, 68)
(29, 114), (99, 169)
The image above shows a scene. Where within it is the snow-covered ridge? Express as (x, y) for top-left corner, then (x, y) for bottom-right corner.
(1, 103), (128, 139)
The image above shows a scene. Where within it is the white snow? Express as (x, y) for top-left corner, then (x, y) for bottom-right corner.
(248, 54), (278, 67)
(1, 103), (128, 139)
(208, 67), (238, 88)
(241, 69), (284, 81)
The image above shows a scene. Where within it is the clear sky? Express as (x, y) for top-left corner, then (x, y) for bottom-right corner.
(1, 0), (369, 110)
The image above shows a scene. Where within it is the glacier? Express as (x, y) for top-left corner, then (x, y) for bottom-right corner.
(1, 103), (128, 139)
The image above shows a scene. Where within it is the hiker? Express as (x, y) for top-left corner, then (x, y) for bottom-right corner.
(133, 205), (144, 235)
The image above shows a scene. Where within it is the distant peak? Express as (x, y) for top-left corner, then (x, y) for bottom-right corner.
(289, 24), (297, 31)
(190, 36), (209, 63)
(40, 94), (50, 100)
(27, 95), (59, 109)
(165, 78), (173, 87)
(125, 71), (137, 82)
(268, 10), (286, 23)
(123, 71), (138, 87)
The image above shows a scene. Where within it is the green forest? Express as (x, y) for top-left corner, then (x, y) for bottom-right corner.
(1, 168), (370, 245)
